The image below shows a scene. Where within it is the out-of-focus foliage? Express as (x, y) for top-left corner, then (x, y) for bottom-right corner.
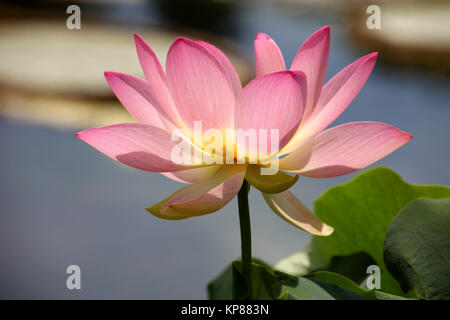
(276, 167), (450, 296)
(384, 198), (450, 300)
(209, 168), (450, 300)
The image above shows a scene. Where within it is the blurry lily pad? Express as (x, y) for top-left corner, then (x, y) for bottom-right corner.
(384, 198), (450, 299)
(208, 259), (340, 300)
(276, 167), (450, 295)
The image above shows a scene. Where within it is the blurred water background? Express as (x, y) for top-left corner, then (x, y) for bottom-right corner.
(0, 0), (449, 299)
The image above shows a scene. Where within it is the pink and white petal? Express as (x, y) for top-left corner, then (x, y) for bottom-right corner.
(280, 122), (412, 177)
(133, 34), (167, 93)
(263, 191), (334, 236)
(280, 52), (378, 155)
(195, 40), (242, 97)
(104, 72), (164, 128)
(76, 123), (201, 172)
(290, 26), (330, 122)
(234, 71), (307, 160)
(166, 38), (236, 132)
(161, 165), (222, 184)
(301, 52), (378, 140)
(147, 165), (246, 219)
(105, 72), (180, 130)
(254, 33), (286, 77)
(133, 34), (183, 127)
(161, 165), (245, 211)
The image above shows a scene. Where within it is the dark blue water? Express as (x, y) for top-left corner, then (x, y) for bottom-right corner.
(0, 3), (449, 299)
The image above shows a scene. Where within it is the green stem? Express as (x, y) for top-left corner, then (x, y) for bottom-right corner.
(237, 180), (252, 299)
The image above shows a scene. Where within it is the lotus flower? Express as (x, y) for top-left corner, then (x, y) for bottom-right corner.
(76, 27), (411, 236)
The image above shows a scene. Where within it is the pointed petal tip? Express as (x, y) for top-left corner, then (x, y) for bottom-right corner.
(397, 126), (412, 138)
(104, 71), (117, 80)
(103, 71), (137, 81)
(169, 37), (203, 55)
(316, 25), (330, 35)
(255, 32), (271, 40)
(389, 125), (413, 143)
(74, 128), (92, 140)
(345, 52), (378, 71)
(145, 205), (184, 221)
(145, 206), (157, 216)
(305, 25), (330, 43)
(172, 36), (193, 45)
(145, 204), (158, 214)
(103, 71), (127, 84)
(365, 52), (379, 62)
(254, 33), (286, 77)
(75, 129), (91, 142)
(168, 37), (191, 53)
(133, 33), (147, 47)
(401, 130), (413, 142)
(75, 130), (85, 139)
(318, 224), (334, 236)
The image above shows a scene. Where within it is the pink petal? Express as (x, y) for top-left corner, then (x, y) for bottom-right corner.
(263, 191), (334, 236)
(234, 71), (307, 160)
(161, 165), (222, 184)
(147, 165), (246, 219)
(134, 34), (167, 91)
(290, 26), (330, 122)
(76, 123), (200, 172)
(104, 72), (178, 129)
(280, 122), (412, 177)
(104, 72), (164, 128)
(133, 34), (183, 127)
(166, 37), (236, 132)
(254, 33), (286, 77)
(195, 40), (242, 97)
(299, 52), (378, 141)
